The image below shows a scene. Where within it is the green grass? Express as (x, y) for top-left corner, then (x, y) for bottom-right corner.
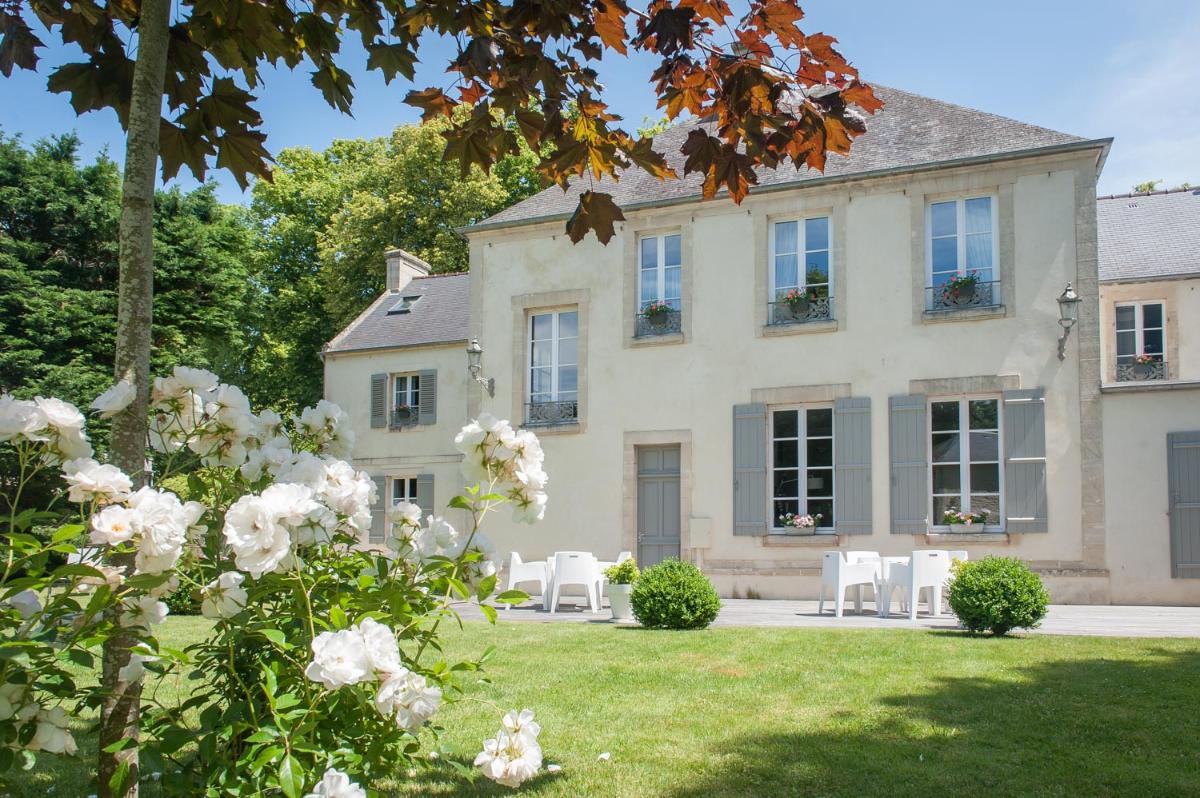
(8, 618), (1200, 797)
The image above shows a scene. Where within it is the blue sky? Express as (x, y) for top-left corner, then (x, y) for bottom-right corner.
(1, 0), (1196, 203)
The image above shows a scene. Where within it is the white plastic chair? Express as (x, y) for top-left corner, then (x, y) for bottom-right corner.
(505, 552), (548, 608)
(616, 551), (633, 564)
(548, 552), (599, 614)
(818, 551), (880, 617)
(884, 550), (952, 620)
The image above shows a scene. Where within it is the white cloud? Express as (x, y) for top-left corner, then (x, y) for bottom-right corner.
(1090, 11), (1200, 195)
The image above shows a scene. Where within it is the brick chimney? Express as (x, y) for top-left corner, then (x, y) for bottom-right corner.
(385, 248), (432, 292)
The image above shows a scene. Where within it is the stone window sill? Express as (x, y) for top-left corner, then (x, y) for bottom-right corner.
(923, 532), (1010, 544)
(629, 331), (685, 348)
(761, 319), (839, 337)
(921, 304), (1007, 324)
(1100, 378), (1200, 394)
(521, 420), (583, 436)
(761, 533), (841, 547)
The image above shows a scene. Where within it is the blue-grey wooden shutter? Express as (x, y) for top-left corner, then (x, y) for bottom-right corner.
(369, 475), (387, 543)
(370, 373), (387, 429)
(418, 369), (437, 425)
(834, 397), (872, 534)
(1003, 388), (1048, 533)
(733, 403), (768, 536)
(889, 394), (928, 534)
(415, 473), (435, 516)
(1168, 431), (1200, 578)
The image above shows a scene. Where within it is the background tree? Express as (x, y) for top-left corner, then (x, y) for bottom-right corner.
(1, 0), (878, 794)
(246, 118), (542, 410)
(0, 131), (255, 504)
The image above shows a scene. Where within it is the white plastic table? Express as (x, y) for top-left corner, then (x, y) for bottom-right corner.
(876, 556), (912, 618)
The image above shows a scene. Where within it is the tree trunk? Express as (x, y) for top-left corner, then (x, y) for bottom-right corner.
(100, 0), (172, 795)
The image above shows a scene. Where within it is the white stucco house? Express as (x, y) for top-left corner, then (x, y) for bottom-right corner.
(322, 87), (1200, 605)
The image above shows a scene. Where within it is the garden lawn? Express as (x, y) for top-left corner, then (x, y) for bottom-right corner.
(10, 618), (1200, 798)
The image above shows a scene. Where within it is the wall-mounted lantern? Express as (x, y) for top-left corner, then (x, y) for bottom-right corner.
(1056, 283), (1081, 360)
(467, 337), (495, 398)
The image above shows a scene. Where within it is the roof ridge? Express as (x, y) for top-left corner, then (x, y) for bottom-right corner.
(1098, 186), (1199, 201)
(874, 85), (1082, 141)
(412, 270), (468, 280)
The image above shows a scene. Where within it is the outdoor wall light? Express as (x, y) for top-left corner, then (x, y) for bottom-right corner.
(1056, 282), (1081, 360)
(467, 337), (495, 397)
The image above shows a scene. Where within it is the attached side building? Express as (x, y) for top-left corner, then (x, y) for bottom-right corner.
(1097, 188), (1200, 602)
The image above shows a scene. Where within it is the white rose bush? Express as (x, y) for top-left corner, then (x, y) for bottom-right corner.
(0, 366), (550, 795)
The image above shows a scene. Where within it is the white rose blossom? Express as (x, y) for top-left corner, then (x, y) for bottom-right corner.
(118, 652), (156, 683)
(374, 669), (442, 732)
(303, 768), (366, 798)
(90, 380), (135, 418)
(0, 394), (47, 443)
(475, 709), (543, 787)
(454, 415), (547, 523)
(0, 683), (29, 721)
(122, 595), (168, 629)
(295, 399), (354, 457)
(33, 397), (92, 463)
(61, 458), (132, 504)
(126, 487), (191, 574)
(304, 628), (372, 689)
(358, 617), (403, 677)
(201, 571), (248, 619)
(222, 491), (295, 578)
(27, 706), (77, 755)
(90, 504), (140, 546)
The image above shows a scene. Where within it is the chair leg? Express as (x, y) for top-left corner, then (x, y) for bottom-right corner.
(909, 583), (919, 621)
(854, 584), (864, 615)
(930, 585), (942, 617)
(587, 583), (598, 614)
(877, 583), (888, 618)
(834, 585), (845, 618)
(549, 584), (559, 614)
(818, 583), (825, 615)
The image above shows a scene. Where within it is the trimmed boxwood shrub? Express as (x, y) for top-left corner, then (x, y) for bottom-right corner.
(947, 556), (1049, 636)
(630, 559), (721, 630)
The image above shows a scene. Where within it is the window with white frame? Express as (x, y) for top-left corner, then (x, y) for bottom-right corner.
(528, 310), (578, 413)
(770, 406), (834, 531)
(770, 217), (831, 301)
(391, 476), (417, 506)
(392, 373), (420, 413)
(1115, 302), (1165, 363)
(930, 398), (1002, 527)
(927, 196), (997, 300)
(638, 233), (681, 312)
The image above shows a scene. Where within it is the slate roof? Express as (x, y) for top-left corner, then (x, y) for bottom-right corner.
(1097, 188), (1200, 283)
(472, 86), (1103, 232)
(324, 272), (470, 354)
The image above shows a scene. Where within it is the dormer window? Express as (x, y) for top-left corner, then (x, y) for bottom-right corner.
(387, 295), (422, 315)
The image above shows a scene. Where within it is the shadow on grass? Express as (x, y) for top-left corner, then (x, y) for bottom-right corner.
(666, 647), (1200, 798)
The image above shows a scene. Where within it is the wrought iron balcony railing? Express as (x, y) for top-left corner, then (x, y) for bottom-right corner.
(925, 279), (1001, 312)
(767, 295), (834, 326)
(1116, 360), (1168, 382)
(390, 407), (418, 428)
(525, 399), (578, 426)
(635, 307), (682, 337)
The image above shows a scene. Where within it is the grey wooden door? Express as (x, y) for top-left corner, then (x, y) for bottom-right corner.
(638, 445), (681, 567)
(1168, 431), (1200, 578)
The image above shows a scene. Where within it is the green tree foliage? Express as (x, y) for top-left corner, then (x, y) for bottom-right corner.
(0, 132), (255, 423)
(246, 118), (543, 409)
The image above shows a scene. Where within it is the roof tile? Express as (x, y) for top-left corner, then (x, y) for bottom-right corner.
(1097, 189), (1200, 282)
(473, 86), (1090, 230)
